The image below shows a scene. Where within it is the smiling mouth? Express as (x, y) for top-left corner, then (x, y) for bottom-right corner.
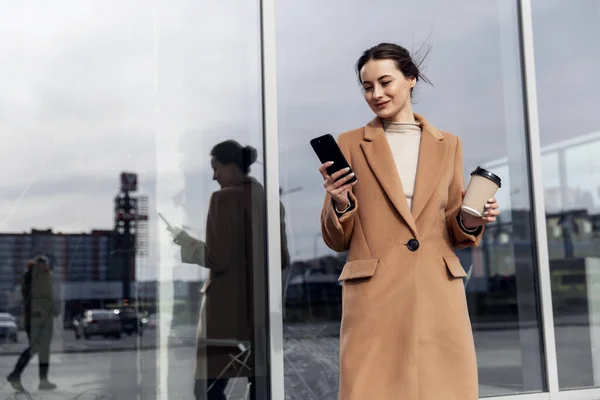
(375, 101), (390, 108)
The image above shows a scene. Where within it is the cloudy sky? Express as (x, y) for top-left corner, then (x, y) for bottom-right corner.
(0, 0), (598, 281)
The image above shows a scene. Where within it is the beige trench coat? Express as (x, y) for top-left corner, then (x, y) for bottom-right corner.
(321, 114), (483, 400)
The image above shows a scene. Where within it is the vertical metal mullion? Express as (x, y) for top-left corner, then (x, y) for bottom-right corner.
(518, 0), (560, 395)
(259, 0), (285, 397)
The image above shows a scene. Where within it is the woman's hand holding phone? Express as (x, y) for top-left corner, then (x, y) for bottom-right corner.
(167, 225), (184, 238)
(159, 212), (184, 238)
(319, 162), (357, 209)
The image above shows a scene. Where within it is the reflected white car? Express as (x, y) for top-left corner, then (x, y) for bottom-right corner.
(0, 313), (18, 343)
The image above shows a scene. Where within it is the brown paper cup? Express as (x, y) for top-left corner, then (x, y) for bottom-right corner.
(461, 167), (501, 218)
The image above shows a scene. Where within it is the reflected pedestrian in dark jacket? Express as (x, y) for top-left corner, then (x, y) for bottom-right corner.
(7, 256), (58, 392)
(168, 140), (288, 400)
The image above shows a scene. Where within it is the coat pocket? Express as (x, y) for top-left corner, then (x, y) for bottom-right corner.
(444, 255), (467, 278)
(338, 259), (379, 281)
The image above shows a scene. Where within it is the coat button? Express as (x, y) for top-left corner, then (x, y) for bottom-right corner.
(407, 239), (420, 251)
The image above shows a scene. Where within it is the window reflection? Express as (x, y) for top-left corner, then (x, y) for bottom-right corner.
(533, 0), (600, 390)
(168, 140), (283, 400)
(278, 0), (544, 397)
(0, 1), (266, 399)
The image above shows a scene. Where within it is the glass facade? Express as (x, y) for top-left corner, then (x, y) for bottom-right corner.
(0, 1), (598, 399)
(276, 1), (545, 397)
(532, 0), (600, 392)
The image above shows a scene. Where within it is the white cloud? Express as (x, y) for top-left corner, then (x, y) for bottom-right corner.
(1, 0), (598, 276)
(276, 0), (532, 258)
(0, 1), (263, 281)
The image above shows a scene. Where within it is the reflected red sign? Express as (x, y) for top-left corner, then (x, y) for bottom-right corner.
(120, 172), (138, 192)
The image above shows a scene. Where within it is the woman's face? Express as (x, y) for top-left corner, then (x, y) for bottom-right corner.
(211, 158), (227, 188)
(359, 59), (416, 122)
(211, 158), (235, 188)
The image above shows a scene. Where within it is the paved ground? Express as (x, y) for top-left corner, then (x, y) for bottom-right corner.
(0, 346), (201, 400)
(0, 320), (597, 399)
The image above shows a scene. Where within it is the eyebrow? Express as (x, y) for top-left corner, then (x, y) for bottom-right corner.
(361, 75), (393, 85)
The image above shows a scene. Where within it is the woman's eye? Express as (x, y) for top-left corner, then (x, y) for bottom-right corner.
(363, 87), (373, 92)
(382, 81), (391, 86)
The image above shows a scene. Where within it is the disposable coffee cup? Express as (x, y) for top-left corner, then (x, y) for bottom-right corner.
(461, 166), (501, 218)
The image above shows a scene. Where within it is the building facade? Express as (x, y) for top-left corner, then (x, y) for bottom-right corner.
(0, 0), (599, 399)
(0, 229), (112, 288)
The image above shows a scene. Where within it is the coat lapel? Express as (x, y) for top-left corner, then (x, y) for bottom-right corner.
(410, 113), (447, 222)
(361, 117), (418, 237)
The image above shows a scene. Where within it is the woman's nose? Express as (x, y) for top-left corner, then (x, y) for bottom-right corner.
(373, 85), (383, 99)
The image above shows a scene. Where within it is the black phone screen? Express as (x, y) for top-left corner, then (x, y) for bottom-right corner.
(310, 134), (357, 183)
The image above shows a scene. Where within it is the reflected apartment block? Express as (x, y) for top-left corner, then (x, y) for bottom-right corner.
(0, 228), (113, 281)
(283, 207), (600, 326)
(0, 228), (126, 321)
(0, 227), (206, 327)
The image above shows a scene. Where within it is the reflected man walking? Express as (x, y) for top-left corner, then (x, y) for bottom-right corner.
(7, 255), (58, 392)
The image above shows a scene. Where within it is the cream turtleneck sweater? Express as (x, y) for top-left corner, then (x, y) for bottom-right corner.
(383, 121), (422, 210)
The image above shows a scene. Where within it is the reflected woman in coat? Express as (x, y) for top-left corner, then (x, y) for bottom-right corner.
(169, 140), (289, 400)
(318, 43), (501, 399)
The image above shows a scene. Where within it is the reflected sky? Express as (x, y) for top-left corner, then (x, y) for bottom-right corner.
(276, 0), (529, 260)
(533, 0), (600, 142)
(0, 1), (598, 280)
(532, 0), (600, 214)
(0, 1), (262, 281)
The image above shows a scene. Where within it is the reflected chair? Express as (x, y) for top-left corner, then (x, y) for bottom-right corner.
(197, 338), (252, 399)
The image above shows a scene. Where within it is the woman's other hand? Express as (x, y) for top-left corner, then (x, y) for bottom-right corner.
(460, 190), (500, 229)
(319, 162), (357, 209)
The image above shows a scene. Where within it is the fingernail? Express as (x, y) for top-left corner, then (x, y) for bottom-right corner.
(349, 172), (355, 177)
(328, 161), (334, 165)
(488, 198), (494, 202)
(485, 204), (490, 208)
(345, 167), (350, 171)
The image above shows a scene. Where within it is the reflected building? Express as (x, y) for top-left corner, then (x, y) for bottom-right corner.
(0, 229), (114, 318)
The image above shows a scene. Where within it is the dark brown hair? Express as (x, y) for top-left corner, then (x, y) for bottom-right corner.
(356, 42), (432, 95)
(211, 140), (258, 174)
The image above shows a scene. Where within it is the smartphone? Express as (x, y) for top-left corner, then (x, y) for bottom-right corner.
(158, 212), (173, 229)
(310, 134), (357, 183)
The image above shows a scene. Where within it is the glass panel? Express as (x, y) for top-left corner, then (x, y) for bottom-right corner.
(277, 0), (544, 397)
(532, 0), (600, 390)
(0, 1), (267, 399)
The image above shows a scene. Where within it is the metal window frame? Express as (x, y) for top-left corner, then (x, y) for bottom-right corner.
(259, 0), (600, 398)
(260, 0), (285, 398)
(518, 0), (561, 396)
(487, 395), (549, 400)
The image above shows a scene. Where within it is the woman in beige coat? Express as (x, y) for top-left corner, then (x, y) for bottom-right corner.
(318, 43), (501, 400)
(170, 140), (289, 400)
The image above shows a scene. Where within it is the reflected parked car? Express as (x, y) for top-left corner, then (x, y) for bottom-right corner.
(0, 313), (18, 343)
(142, 313), (157, 329)
(116, 307), (143, 336)
(74, 310), (121, 340)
